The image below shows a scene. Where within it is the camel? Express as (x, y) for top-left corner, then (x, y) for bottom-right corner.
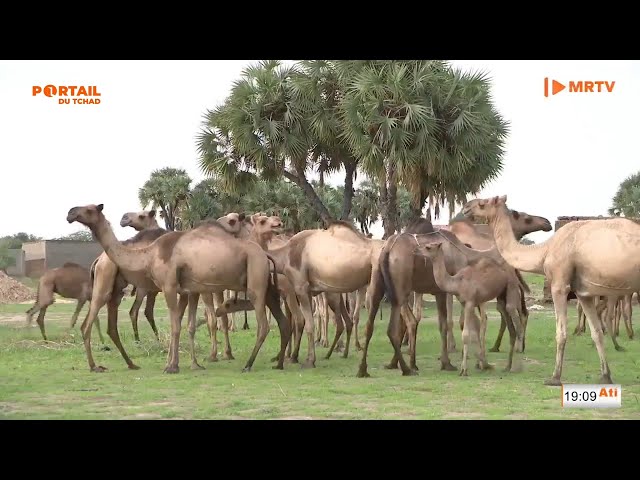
(242, 220), (387, 368)
(66, 204), (291, 374)
(75, 208), (246, 372)
(25, 262), (104, 343)
(463, 195), (640, 385)
(574, 294), (634, 342)
(445, 211), (552, 353)
(357, 221), (528, 378)
(118, 209), (163, 342)
(415, 240), (524, 376)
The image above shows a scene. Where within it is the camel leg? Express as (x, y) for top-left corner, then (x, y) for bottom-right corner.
(622, 294), (634, 339)
(241, 291), (270, 372)
(213, 292), (234, 360)
(206, 295), (220, 361)
(69, 300), (85, 330)
(80, 290), (109, 372)
(284, 299), (293, 358)
(223, 290), (237, 332)
(576, 294), (613, 384)
(353, 287), (365, 351)
(498, 299), (519, 372)
(336, 294), (354, 359)
(241, 291), (250, 330)
(325, 294), (345, 357)
(105, 291), (140, 370)
(264, 283), (291, 371)
(163, 288), (189, 374)
(574, 301), (585, 335)
(489, 314), (507, 352)
(399, 304), (419, 371)
(142, 292), (160, 341)
(129, 290), (145, 342)
(356, 272), (385, 378)
(387, 301), (415, 376)
(187, 293), (205, 370)
(603, 297), (625, 351)
(460, 303), (474, 376)
(436, 293), (456, 371)
(478, 303), (488, 355)
(35, 307), (49, 341)
(446, 293), (456, 352)
(544, 282), (572, 386)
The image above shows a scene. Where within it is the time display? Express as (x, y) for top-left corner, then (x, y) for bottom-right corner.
(562, 384), (621, 408)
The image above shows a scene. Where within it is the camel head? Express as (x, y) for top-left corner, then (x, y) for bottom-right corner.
(120, 210), (157, 230)
(216, 212), (247, 236)
(246, 213), (284, 238)
(509, 209), (552, 235)
(67, 204), (104, 227)
(414, 239), (444, 259)
(463, 196), (552, 236)
(463, 195), (508, 221)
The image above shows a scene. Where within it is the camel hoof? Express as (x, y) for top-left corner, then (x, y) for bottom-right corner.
(301, 361), (315, 369)
(206, 355), (219, 363)
(356, 370), (370, 378)
(629, 334), (634, 340)
(287, 357), (299, 364)
(599, 374), (614, 384)
(223, 353), (235, 361)
(128, 364), (141, 370)
(459, 370), (468, 377)
(163, 366), (179, 374)
(242, 366), (252, 373)
(402, 369), (418, 376)
(488, 347), (500, 353)
(191, 363), (205, 370)
(543, 377), (562, 386)
(441, 362), (457, 371)
(98, 345), (111, 352)
(356, 344), (363, 352)
(90, 366), (108, 373)
(615, 345), (626, 352)
(476, 362), (493, 371)
(384, 363), (399, 370)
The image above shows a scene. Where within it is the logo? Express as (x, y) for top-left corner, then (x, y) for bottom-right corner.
(32, 85), (101, 105)
(544, 77), (615, 97)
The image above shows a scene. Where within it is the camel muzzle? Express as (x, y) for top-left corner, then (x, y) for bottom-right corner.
(120, 216), (131, 227)
(66, 209), (79, 223)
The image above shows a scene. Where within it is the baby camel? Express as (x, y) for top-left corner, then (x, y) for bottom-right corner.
(26, 262), (104, 343)
(415, 241), (524, 376)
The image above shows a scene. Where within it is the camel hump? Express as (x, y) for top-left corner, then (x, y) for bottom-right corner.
(62, 262), (83, 268)
(404, 218), (434, 234)
(326, 219), (360, 233)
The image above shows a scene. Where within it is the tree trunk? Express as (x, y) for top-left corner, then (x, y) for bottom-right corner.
(408, 188), (427, 222)
(340, 161), (356, 221)
(382, 165), (398, 240)
(284, 170), (334, 226)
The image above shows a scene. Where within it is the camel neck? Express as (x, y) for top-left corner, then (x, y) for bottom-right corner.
(92, 218), (150, 273)
(431, 250), (457, 294)
(490, 207), (547, 274)
(265, 244), (287, 274)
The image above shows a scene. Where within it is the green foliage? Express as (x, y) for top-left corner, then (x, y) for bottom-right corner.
(0, 233), (42, 270)
(608, 171), (640, 217)
(138, 167), (192, 231)
(53, 230), (94, 241)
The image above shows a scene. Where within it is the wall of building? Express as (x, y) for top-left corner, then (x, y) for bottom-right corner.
(44, 241), (104, 271)
(5, 249), (25, 276)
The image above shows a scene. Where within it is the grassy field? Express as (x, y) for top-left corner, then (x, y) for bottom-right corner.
(1, 273), (639, 420)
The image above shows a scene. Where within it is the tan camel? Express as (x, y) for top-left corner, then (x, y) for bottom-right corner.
(575, 294), (634, 342)
(119, 209), (163, 342)
(25, 262), (104, 343)
(447, 212), (552, 353)
(247, 221), (386, 368)
(75, 209), (244, 372)
(415, 241), (524, 376)
(66, 204), (291, 374)
(464, 195), (640, 385)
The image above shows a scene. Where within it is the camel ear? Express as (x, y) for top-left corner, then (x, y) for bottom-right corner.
(238, 212), (246, 222)
(148, 210), (156, 218)
(96, 204), (104, 212)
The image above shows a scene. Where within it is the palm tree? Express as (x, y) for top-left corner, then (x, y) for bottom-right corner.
(138, 167), (192, 231)
(608, 171), (640, 217)
(338, 60), (508, 236)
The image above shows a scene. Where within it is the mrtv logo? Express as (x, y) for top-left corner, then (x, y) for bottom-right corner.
(544, 77), (615, 97)
(32, 85), (101, 105)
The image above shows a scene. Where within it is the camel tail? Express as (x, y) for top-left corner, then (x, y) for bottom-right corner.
(130, 286), (137, 297)
(515, 269), (530, 295)
(266, 253), (279, 293)
(379, 241), (398, 306)
(89, 257), (99, 284)
(520, 286), (528, 317)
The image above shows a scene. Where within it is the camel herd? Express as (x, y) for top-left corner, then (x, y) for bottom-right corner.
(23, 194), (640, 387)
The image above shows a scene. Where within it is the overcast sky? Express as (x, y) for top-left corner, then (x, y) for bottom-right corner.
(1, 60), (637, 243)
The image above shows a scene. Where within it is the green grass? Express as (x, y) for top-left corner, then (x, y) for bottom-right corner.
(1, 274), (639, 419)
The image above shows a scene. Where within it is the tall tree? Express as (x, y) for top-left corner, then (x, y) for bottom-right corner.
(54, 230), (93, 241)
(608, 171), (640, 217)
(138, 167), (192, 231)
(339, 60), (508, 237)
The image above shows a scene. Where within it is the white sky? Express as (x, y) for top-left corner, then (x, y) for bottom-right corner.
(1, 60), (638, 243)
